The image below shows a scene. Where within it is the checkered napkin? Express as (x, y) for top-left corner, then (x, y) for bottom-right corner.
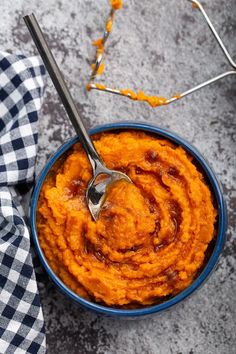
(0, 52), (46, 353)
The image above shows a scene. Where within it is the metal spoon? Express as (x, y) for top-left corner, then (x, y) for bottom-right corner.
(24, 13), (131, 221)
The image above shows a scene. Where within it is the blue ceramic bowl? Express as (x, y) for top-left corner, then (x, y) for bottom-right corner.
(31, 122), (227, 317)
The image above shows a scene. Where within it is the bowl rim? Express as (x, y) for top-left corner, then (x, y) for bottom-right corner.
(31, 121), (227, 316)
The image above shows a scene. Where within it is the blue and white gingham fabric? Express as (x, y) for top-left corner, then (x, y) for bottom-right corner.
(0, 52), (46, 353)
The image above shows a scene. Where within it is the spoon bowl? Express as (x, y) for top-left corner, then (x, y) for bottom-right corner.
(86, 167), (132, 220)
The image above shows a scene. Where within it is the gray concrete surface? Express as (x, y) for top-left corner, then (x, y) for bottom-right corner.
(1, 0), (236, 353)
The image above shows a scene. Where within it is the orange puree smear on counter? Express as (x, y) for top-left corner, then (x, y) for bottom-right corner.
(91, 0), (122, 61)
(92, 38), (104, 54)
(106, 19), (113, 32)
(121, 89), (168, 107)
(37, 131), (217, 307)
(110, 0), (123, 10)
(88, 0), (173, 108)
(91, 63), (105, 75)
(86, 83), (107, 91)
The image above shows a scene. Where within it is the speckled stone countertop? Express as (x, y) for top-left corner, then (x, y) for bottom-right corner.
(1, 0), (236, 353)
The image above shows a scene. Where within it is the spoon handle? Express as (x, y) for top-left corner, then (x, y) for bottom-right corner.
(23, 13), (102, 171)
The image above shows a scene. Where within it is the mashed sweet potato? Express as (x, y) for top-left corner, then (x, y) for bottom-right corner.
(37, 131), (217, 307)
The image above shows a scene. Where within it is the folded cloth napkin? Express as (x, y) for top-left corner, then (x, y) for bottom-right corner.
(0, 52), (46, 353)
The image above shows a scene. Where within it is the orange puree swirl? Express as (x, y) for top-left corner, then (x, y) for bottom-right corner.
(37, 131), (217, 307)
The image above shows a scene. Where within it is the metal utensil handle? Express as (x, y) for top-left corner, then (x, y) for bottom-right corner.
(23, 13), (102, 170)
